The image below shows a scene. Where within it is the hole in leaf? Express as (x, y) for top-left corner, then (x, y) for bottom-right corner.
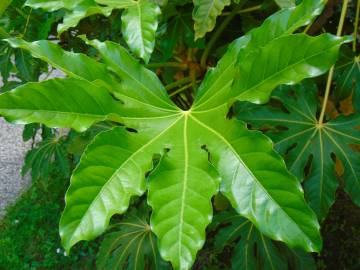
(304, 154), (313, 178)
(125, 127), (138, 133)
(275, 125), (289, 131)
(110, 93), (123, 103)
(201, 144), (212, 162)
(285, 143), (297, 155)
(269, 98), (290, 114)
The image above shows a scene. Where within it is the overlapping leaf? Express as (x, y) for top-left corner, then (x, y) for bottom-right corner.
(121, 0), (161, 63)
(97, 206), (168, 270)
(334, 51), (360, 101)
(0, 77), (124, 131)
(193, 0), (328, 109)
(25, 0), (158, 62)
(57, 0), (113, 34)
(0, 1), (349, 269)
(213, 212), (316, 270)
(237, 82), (360, 220)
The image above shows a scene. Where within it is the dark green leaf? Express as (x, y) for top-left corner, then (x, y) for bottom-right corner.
(237, 82), (360, 220)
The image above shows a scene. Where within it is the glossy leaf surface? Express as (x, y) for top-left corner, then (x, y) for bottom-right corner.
(194, 0), (327, 108)
(237, 83), (360, 220)
(5, 38), (116, 84)
(0, 78), (122, 132)
(121, 0), (161, 63)
(0, 1), (350, 268)
(192, 0), (231, 40)
(194, 33), (349, 110)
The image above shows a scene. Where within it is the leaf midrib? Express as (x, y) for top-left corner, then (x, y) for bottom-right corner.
(69, 115), (184, 244)
(189, 113), (315, 244)
(194, 37), (342, 112)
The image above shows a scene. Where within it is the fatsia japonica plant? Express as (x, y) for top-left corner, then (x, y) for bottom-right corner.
(0, 0), (352, 269)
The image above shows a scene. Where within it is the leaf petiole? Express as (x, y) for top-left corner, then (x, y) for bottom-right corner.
(318, 0), (349, 124)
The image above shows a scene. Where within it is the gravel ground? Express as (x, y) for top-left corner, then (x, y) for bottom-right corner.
(0, 69), (64, 217)
(0, 119), (31, 217)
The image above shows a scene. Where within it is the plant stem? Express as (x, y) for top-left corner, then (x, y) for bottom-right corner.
(169, 80), (201, 97)
(21, 8), (32, 37)
(353, 0), (360, 52)
(146, 62), (187, 69)
(165, 76), (192, 91)
(221, 4), (261, 16)
(318, 0), (349, 124)
(200, 1), (248, 69)
(169, 83), (193, 97)
(303, 22), (313, 33)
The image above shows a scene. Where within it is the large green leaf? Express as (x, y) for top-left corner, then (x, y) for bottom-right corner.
(191, 106), (321, 253)
(5, 37), (178, 116)
(213, 212), (316, 270)
(192, 0), (231, 40)
(193, 0), (327, 108)
(59, 119), (182, 251)
(121, 0), (161, 63)
(194, 33), (349, 110)
(81, 37), (178, 113)
(4, 38), (116, 84)
(237, 82), (360, 220)
(0, 78), (123, 131)
(1, 1), (349, 269)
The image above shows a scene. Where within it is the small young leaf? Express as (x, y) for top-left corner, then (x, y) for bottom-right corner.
(192, 0), (231, 40)
(121, 0), (161, 63)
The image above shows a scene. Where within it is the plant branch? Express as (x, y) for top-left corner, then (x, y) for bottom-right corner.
(169, 83), (193, 97)
(353, 0), (360, 52)
(200, 1), (248, 69)
(318, 0), (349, 124)
(169, 80), (201, 97)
